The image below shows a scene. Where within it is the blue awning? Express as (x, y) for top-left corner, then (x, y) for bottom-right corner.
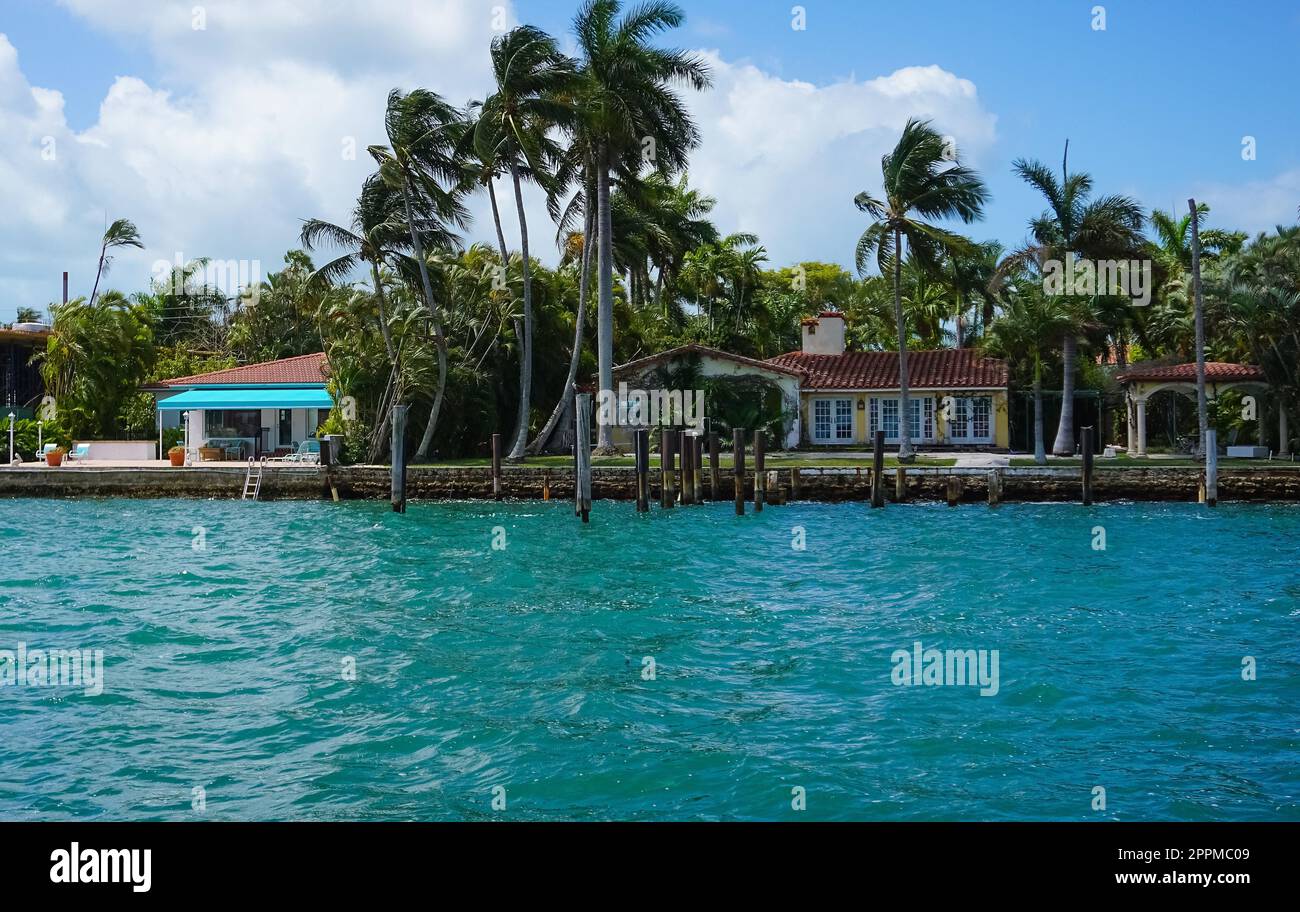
(157, 388), (334, 410)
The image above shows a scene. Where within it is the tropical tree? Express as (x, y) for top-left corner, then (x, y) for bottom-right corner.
(1005, 144), (1144, 454)
(571, 0), (711, 452)
(369, 88), (470, 459)
(89, 218), (143, 307)
(854, 118), (989, 460)
(476, 25), (575, 460)
(985, 286), (1073, 464)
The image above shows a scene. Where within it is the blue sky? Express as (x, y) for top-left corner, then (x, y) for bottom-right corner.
(1, 0), (1298, 321)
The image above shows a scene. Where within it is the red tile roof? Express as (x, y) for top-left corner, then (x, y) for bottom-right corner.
(1116, 362), (1265, 383)
(614, 343), (806, 379)
(160, 352), (328, 386)
(767, 348), (1008, 390)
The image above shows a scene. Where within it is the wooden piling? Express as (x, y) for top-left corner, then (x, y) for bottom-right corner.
(491, 432), (502, 501)
(753, 430), (765, 512)
(681, 431), (695, 505)
(661, 428), (675, 509)
(1205, 428), (1218, 507)
(733, 428), (745, 515)
(894, 465), (907, 503)
(390, 404), (407, 514)
(870, 430), (885, 508)
(946, 475), (963, 507)
(791, 467), (801, 501)
(987, 469), (1001, 507)
(1081, 425), (1094, 506)
(692, 433), (704, 504)
(708, 432), (720, 501)
(633, 428), (649, 512)
(574, 393), (592, 522)
(542, 470), (551, 501)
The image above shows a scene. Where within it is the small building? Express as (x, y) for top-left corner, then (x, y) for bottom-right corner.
(1, 324), (51, 417)
(767, 312), (1011, 448)
(150, 353), (333, 460)
(1116, 361), (1281, 456)
(609, 343), (805, 448)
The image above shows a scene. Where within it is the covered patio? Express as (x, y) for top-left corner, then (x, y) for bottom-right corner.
(149, 353), (333, 462)
(1116, 361), (1284, 456)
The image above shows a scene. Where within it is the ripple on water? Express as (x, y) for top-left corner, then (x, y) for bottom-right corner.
(0, 498), (1297, 821)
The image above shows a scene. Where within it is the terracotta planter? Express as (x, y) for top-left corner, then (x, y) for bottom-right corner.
(169, 450), (186, 467)
(47, 451), (64, 467)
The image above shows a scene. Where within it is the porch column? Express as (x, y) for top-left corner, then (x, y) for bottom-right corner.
(1125, 391), (1135, 454)
(1281, 404), (1291, 457)
(1135, 398), (1148, 457)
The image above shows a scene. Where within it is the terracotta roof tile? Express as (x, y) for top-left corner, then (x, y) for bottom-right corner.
(614, 343), (806, 379)
(1116, 361), (1265, 383)
(767, 348), (1008, 390)
(161, 352), (328, 386)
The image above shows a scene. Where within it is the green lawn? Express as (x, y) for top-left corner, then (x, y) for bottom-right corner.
(414, 454), (957, 469)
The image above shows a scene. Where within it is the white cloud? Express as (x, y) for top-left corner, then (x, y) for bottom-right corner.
(1194, 169), (1300, 237)
(685, 55), (999, 274)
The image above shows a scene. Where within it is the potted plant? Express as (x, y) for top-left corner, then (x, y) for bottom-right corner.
(46, 447), (66, 467)
(168, 445), (186, 467)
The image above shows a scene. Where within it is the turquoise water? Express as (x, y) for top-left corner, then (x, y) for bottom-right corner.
(0, 497), (1297, 821)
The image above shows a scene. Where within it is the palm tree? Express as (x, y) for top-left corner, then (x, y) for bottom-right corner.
(985, 287), (1073, 464)
(571, 0), (711, 453)
(369, 88), (469, 460)
(854, 118), (989, 460)
(1006, 143), (1144, 455)
(477, 25), (575, 461)
(89, 218), (143, 307)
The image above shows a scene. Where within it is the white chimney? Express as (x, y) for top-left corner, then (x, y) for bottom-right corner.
(801, 311), (845, 355)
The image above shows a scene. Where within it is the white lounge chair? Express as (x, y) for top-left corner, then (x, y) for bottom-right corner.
(66, 443), (91, 462)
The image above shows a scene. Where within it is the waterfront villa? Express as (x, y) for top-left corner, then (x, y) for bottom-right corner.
(768, 312), (1011, 449)
(149, 353), (333, 461)
(608, 311), (1011, 450)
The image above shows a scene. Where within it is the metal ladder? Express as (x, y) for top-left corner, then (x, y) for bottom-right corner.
(242, 457), (267, 501)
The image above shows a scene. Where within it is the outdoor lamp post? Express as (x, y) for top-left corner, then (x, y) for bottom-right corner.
(37, 420), (43, 454)
(7, 412), (14, 465)
(181, 412), (189, 464)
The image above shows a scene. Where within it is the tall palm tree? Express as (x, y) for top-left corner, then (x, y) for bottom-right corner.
(477, 25), (575, 461)
(89, 218), (143, 307)
(1006, 143), (1144, 455)
(985, 287), (1073, 464)
(571, 0), (711, 453)
(854, 118), (989, 460)
(369, 88), (469, 460)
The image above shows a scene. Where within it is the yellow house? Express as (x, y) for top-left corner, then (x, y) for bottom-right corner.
(767, 312), (1011, 449)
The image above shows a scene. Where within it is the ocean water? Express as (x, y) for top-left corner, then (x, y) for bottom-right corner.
(0, 497), (1296, 821)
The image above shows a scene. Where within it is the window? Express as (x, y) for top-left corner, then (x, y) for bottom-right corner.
(948, 396), (992, 442)
(835, 399), (854, 440)
(972, 397), (991, 440)
(812, 398), (854, 443)
(881, 398), (899, 439)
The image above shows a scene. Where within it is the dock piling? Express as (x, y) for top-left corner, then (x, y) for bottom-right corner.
(870, 430), (885, 508)
(574, 393), (592, 522)
(680, 431), (695, 505)
(895, 465), (908, 503)
(1081, 426), (1094, 506)
(987, 469), (1001, 507)
(491, 432), (502, 501)
(753, 430), (765, 512)
(692, 434), (704, 504)
(661, 428), (675, 509)
(390, 404), (407, 513)
(733, 428), (746, 515)
(1205, 428), (1218, 507)
(634, 428), (650, 511)
(708, 433), (720, 501)
(946, 476), (963, 507)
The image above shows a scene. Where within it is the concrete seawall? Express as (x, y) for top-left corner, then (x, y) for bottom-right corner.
(3, 464), (1300, 502)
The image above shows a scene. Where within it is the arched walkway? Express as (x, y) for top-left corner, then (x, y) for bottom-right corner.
(1116, 362), (1280, 456)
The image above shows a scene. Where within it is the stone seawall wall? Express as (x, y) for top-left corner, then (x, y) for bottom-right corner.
(3, 464), (1300, 502)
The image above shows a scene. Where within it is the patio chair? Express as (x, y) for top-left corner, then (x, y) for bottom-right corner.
(66, 443), (92, 462)
(267, 440), (319, 464)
